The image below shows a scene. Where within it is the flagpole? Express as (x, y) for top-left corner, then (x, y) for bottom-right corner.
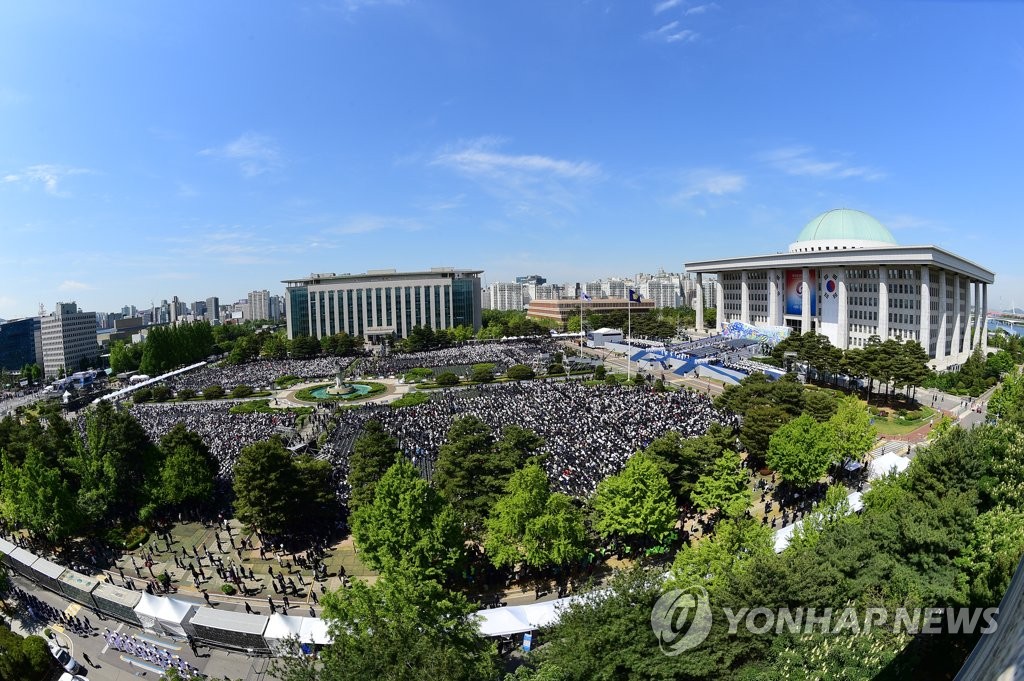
(627, 291), (632, 381)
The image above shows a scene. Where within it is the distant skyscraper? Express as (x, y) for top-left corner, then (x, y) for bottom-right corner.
(206, 296), (220, 323)
(515, 274), (546, 286)
(171, 296), (180, 325)
(0, 317), (42, 373)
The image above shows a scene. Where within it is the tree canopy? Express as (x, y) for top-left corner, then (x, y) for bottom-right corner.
(591, 451), (677, 546)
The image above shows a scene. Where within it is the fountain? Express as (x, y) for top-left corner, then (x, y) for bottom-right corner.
(305, 366), (375, 401)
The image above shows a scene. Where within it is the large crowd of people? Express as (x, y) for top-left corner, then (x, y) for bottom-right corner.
(322, 380), (736, 498)
(164, 357), (353, 392)
(129, 402), (300, 477)
(357, 340), (558, 377)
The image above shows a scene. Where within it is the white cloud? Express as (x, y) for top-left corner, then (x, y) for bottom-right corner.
(653, 0), (684, 13)
(760, 146), (885, 181)
(432, 137), (601, 218)
(646, 21), (698, 44)
(434, 137), (599, 180)
(677, 170), (746, 200)
(2, 164), (93, 196)
(200, 133), (282, 177)
(58, 280), (92, 291)
(684, 3), (716, 15)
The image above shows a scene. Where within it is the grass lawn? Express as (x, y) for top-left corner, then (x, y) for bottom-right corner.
(870, 403), (937, 436)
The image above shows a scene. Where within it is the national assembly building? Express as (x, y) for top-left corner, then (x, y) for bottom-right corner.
(684, 209), (994, 371)
(283, 268), (483, 344)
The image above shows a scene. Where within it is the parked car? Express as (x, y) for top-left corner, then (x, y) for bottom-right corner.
(47, 640), (82, 674)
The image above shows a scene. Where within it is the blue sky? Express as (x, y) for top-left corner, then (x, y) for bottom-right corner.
(1, 0), (1023, 319)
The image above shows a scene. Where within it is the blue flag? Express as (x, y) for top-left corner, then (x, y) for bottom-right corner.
(580, 291), (592, 301)
(628, 289), (642, 303)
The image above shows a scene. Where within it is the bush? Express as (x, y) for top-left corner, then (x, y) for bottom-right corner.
(390, 392), (431, 409)
(605, 374), (620, 386)
(177, 388), (197, 401)
(230, 385), (255, 399)
(133, 388), (153, 404)
(506, 364), (536, 381)
(203, 385), (226, 400)
(594, 365), (607, 380)
(435, 372), (460, 387)
(403, 368), (435, 383)
(470, 363), (496, 383)
(654, 378), (667, 392)
(221, 583), (237, 595)
(547, 363), (566, 376)
(150, 384), (172, 402)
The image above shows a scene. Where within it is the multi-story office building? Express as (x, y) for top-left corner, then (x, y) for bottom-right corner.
(283, 268), (483, 343)
(248, 290), (271, 322)
(584, 282), (606, 299)
(269, 295), (285, 321)
(526, 283), (564, 301)
(0, 317), (42, 373)
(488, 283), (526, 311)
(206, 296), (221, 324)
(516, 274), (546, 286)
(192, 300), (208, 319)
(527, 298), (655, 325)
(40, 302), (98, 378)
(684, 209), (995, 371)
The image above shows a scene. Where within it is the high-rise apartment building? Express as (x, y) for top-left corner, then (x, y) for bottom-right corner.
(248, 290), (271, 322)
(488, 283), (526, 311)
(206, 296), (220, 324)
(40, 302), (98, 378)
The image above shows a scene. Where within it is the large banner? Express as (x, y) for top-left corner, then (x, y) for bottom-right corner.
(720, 321), (791, 345)
(785, 269), (816, 316)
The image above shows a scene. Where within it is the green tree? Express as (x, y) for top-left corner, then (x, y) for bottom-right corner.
(202, 384), (225, 400)
(289, 335), (321, 359)
(670, 516), (773, 596)
(592, 452), (677, 546)
(826, 395), (876, 464)
(155, 424), (217, 511)
(311, 567), (499, 681)
(348, 420), (401, 511)
(434, 416), (501, 534)
(739, 404), (790, 461)
(403, 368), (434, 383)
(690, 449), (749, 518)
(351, 460), (463, 579)
(801, 389), (838, 422)
(766, 414), (835, 488)
(261, 334), (289, 360)
(8, 446), (80, 543)
(232, 439), (298, 535)
(643, 425), (735, 503)
(484, 464), (586, 569)
(0, 629), (54, 681)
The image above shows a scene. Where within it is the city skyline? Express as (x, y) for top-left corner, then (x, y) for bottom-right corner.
(1, 1), (1021, 319)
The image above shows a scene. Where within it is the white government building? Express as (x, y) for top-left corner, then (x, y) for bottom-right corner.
(685, 209), (994, 371)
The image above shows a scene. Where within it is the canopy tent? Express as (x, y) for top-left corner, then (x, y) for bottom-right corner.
(133, 593), (197, 638)
(301, 618), (330, 645)
(847, 491), (864, 512)
(773, 491), (865, 553)
(868, 452), (910, 481)
(477, 608), (532, 637)
(263, 614), (304, 653)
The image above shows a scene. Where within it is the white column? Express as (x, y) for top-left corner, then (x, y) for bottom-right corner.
(364, 286), (372, 333)
(837, 269), (849, 349)
(951, 275), (962, 359)
(418, 285), (428, 329)
(313, 291), (323, 339)
(715, 277), (725, 329)
(740, 270), (750, 324)
(439, 284), (449, 330)
(395, 287), (405, 337)
(801, 267), (811, 334)
(936, 270), (948, 365)
(877, 268), (889, 340)
(971, 281), (981, 350)
(768, 269), (780, 327)
(695, 273), (705, 332)
(982, 283), (989, 352)
(919, 268), (932, 361)
(332, 289), (340, 336)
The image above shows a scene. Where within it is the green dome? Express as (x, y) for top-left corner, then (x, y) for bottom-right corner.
(795, 209), (897, 245)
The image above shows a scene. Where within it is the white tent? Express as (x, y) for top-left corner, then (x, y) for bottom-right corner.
(868, 452), (910, 480)
(300, 618), (330, 645)
(264, 614), (305, 653)
(773, 522), (801, 553)
(476, 607), (532, 637)
(133, 593), (197, 638)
